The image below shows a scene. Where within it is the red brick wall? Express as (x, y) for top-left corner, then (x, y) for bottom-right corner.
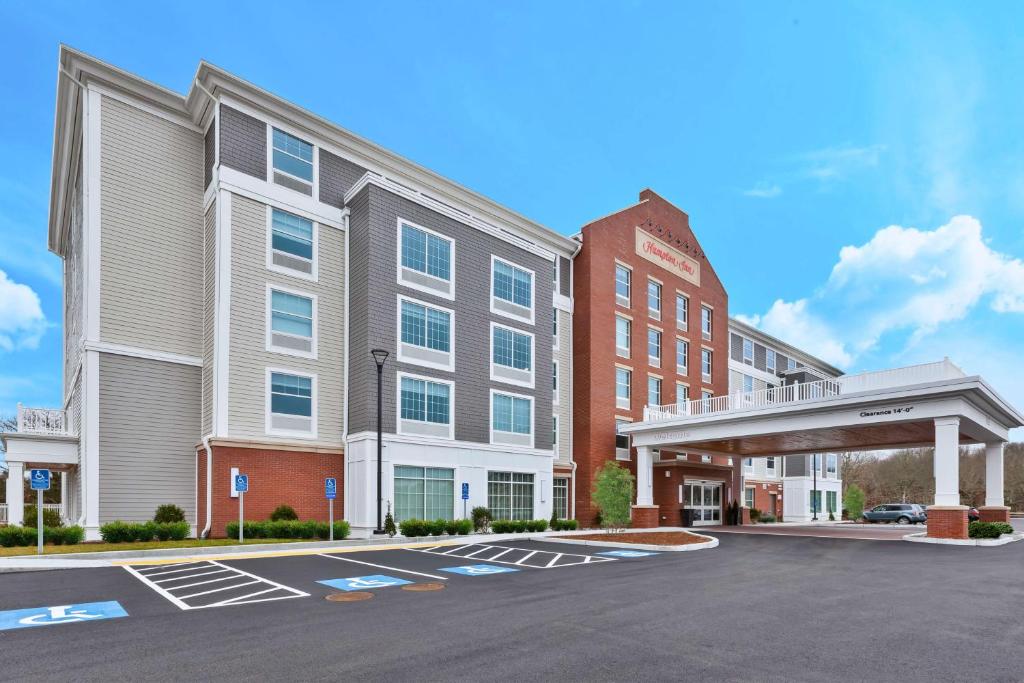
(652, 463), (735, 526)
(196, 444), (343, 538)
(926, 507), (968, 539)
(748, 481), (783, 519)
(572, 189), (730, 524)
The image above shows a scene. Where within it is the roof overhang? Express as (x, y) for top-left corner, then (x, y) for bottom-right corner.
(1, 432), (80, 467)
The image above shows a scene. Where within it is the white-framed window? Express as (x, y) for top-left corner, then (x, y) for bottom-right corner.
(615, 263), (631, 307)
(826, 490), (838, 514)
(676, 382), (689, 405)
(787, 357), (797, 371)
(648, 376), (662, 406)
(267, 207), (317, 279)
(676, 293), (688, 330)
(398, 218), (454, 299)
(744, 487), (755, 509)
(742, 374), (754, 393)
(701, 454), (712, 463)
(676, 338), (688, 374)
(615, 417), (631, 460)
(766, 349), (777, 374)
(394, 465), (455, 523)
(701, 348), (712, 383)
(397, 372), (453, 440)
(490, 389), (534, 447)
(490, 323), (534, 388)
(742, 338), (754, 365)
(744, 457), (754, 473)
(648, 328), (662, 366)
(615, 367), (631, 410)
(552, 361), (559, 405)
(766, 456), (776, 476)
(267, 285), (317, 359)
(552, 415), (559, 449)
(701, 390), (713, 401)
(491, 256), (535, 324)
(266, 369), (316, 438)
(270, 127), (315, 195)
(616, 316), (631, 358)
(488, 471), (535, 520)
(827, 454), (838, 478)
(648, 279), (662, 320)
(812, 454), (822, 475)
(552, 307), (559, 340)
(552, 478), (569, 519)
(397, 295), (453, 371)
(701, 305), (713, 341)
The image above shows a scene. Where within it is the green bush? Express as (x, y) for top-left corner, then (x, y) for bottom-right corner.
(427, 519), (448, 536)
(591, 461), (634, 530)
(153, 504), (186, 524)
(844, 484), (866, 521)
(153, 522), (190, 541)
(384, 507), (397, 538)
(0, 525), (84, 547)
(0, 526), (34, 547)
(46, 525), (85, 545)
(24, 505), (64, 528)
(760, 514), (776, 524)
(512, 519), (529, 533)
(454, 519), (472, 535)
(399, 519), (427, 537)
(270, 505), (299, 522)
(528, 519), (549, 532)
(471, 506), (492, 532)
(225, 519), (348, 540)
(749, 508), (762, 523)
(551, 519), (579, 531)
(968, 521), (1014, 539)
(100, 521), (137, 543)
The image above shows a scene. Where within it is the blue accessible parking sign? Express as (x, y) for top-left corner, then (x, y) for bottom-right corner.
(440, 564), (518, 576)
(325, 477), (337, 500)
(0, 601), (128, 631)
(234, 474), (248, 493)
(30, 469), (50, 491)
(318, 575), (411, 591)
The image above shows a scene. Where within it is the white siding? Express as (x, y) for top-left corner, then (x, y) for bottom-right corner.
(64, 160), (85, 391)
(201, 201), (216, 435)
(554, 308), (571, 463)
(99, 95), (204, 356)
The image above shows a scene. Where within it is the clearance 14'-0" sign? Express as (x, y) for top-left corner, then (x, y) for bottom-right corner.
(635, 228), (701, 287)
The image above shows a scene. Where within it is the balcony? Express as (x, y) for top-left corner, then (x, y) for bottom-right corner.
(15, 404), (69, 436)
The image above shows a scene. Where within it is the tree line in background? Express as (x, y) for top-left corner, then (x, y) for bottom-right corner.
(841, 443), (1024, 511)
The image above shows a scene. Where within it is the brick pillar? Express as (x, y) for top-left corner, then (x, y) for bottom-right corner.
(978, 507), (1011, 524)
(631, 505), (659, 528)
(740, 507), (751, 525)
(926, 506), (969, 539)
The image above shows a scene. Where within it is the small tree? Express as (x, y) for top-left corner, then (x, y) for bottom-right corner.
(844, 484), (865, 521)
(384, 501), (397, 537)
(591, 461), (634, 532)
(154, 504), (186, 524)
(471, 506), (492, 533)
(270, 504), (298, 521)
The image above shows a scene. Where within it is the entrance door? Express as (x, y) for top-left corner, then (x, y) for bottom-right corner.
(685, 482), (722, 526)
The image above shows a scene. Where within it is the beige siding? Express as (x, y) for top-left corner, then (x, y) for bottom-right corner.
(99, 95), (204, 357)
(98, 353), (201, 523)
(554, 308), (571, 463)
(64, 161), (85, 391)
(201, 201), (216, 435)
(227, 194), (345, 443)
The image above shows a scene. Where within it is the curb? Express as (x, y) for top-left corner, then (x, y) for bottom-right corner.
(903, 532), (1024, 547)
(535, 530), (718, 552)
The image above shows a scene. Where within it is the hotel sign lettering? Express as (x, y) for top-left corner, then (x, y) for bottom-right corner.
(635, 229), (700, 287)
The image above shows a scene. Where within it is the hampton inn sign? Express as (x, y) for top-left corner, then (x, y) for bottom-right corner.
(635, 228), (701, 286)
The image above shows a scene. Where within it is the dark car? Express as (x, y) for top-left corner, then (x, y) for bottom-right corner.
(968, 507), (980, 522)
(863, 504), (927, 524)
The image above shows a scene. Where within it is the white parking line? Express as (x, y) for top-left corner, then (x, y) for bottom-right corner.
(317, 553), (449, 580)
(124, 560), (308, 610)
(409, 544), (615, 569)
(154, 569), (231, 584)
(514, 551), (539, 566)
(545, 553), (563, 568)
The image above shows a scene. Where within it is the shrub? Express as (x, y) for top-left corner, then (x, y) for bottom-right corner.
(0, 525), (84, 547)
(528, 519), (549, 533)
(24, 505), (64, 528)
(828, 512), (836, 522)
(153, 522), (190, 541)
(968, 521), (1014, 539)
(471, 506), (492, 532)
(270, 505), (298, 522)
(46, 525), (85, 545)
(399, 519), (427, 537)
(844, 484), (866, 521)
(454, 519), (472, 535)
(427, 519), (448, 536)
(225, 519), (348, 540)
(512, 519), (529, 533)
(0, 526), (34, 547)
(749, 508), (762, 523)
(384, 504), (397, 538)
(153, 504), (186, 524)
(551, 519), (579, 531)
(591, 461), (634, 530)
(100, 521), (136, 543)
(226, 521), (240, 538)
(760, 514), (776, 524)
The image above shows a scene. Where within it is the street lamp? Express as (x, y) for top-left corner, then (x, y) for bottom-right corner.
(370, 349), (389, 535)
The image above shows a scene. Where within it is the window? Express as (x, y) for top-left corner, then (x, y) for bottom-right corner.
(743, 457), (754, 473)
(701, 305), (713, 341)
(552, 308), (558, 337)
(400, 376), (451, 425)
(268, 288), (315, 358)
(615, 368), (631, 409)
(676, 383), (689, 405)
(742, 374), (754, 393)
(401, 300), (450, 352)
(615, 263), (631, 306)
(701, 454), (712, 463)
(766, 349), (777, 374)
(268, 371), (315, 436)
(615, 418), (630, 459)
(492, 392), (532, 436)
(787, 357), (797, 371)
(616, 316), (631, 357)
(552, 415), (558, 448)
(701, 390), (713, 401)
(552, 361), (558, 391)
(648, 328), (662, 366)
(812, 453), (822, 475)
(742, 338), (754, 365)
(648, 280), (662, 319)
(648, 376), (662, 406)
(676, 294), (688, 330)
(401, 222), (451, 282)
(553, 478), (569, 519)
(270, 208), (315, 276)
(701, 349), (712, 382)
(271, 128), (314, 192)
(676, 338), (689, 373)
(826, 454), (838, 478)
(488, 471), (534, 520)
(766, 456), (776, 476)
(744, 487), (755, 508)
(826, 490), (838, 514)
(492, 326), (532, 371)
(394, 466), (454, 523)
(492, 258), (533, 318)
(810, 490), (823, 514)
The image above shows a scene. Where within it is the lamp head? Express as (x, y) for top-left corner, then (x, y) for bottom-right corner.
(370, 349), (390, 368)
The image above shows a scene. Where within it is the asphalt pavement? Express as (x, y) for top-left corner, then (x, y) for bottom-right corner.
(1, 534), (1022, 682)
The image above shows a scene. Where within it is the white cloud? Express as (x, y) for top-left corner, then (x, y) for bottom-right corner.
(0, 269), (47, 351)
(738, 215), (1024, 370)
(742, 182), (782, 199)
(797, 144), (885, 182)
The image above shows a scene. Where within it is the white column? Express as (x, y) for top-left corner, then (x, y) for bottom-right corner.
(60, 471), (68, 524)
(933, 417), (961, 506)
(6, 462), (25, 526)
(985, 442), (1005, 507)
(635, 446), (654, 506)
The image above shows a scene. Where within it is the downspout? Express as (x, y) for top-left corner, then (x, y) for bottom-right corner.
(200, 435), (214, 538)
(568, 234), (582, 520)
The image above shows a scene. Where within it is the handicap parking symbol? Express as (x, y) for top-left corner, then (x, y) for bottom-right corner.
(0, 601), (128, 631)
(318, 575), (412, 591)
(596, 550), (659, 558)
(440, 564), (519, 576)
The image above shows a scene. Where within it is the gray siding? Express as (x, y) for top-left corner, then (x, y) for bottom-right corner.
(219, 105), (266, 180)
(227, 194), (346, 443)
(201, 201), (216, 436)
(347, 184), (553, 449)
(204, 123), (215, 188)
(98, 353), (200, 523)
(64, 157), (84, 391)
(554, 308), (571, 462)
(559, 256), (570, 297)
(785, 455), (808, 477)
(319, 149), (367, 208)
(99, 95), (204, 357)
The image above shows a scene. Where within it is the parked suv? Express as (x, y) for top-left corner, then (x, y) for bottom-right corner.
(863, 504), (927, 524)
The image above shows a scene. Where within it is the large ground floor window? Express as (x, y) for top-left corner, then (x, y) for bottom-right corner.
(488, 471), (534, 520)
(394, 465), (454, 522)
(552, 478), (569, 519)
(826, 490), (837, 514)
(810, 489), (823, 514)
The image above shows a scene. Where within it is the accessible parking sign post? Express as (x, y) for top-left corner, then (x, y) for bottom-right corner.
(234, 474), (249, 543)
(29, 469), (51, 555)
(325, 477), (337, 541)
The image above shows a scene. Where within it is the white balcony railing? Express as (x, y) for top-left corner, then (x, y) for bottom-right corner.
(0, 504), (63, 524)
(16, 404), (68, 436)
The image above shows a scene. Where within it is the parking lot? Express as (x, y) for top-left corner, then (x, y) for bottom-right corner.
(1, 533), (1023, 681)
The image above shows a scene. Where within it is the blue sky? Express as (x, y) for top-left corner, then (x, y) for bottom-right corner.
(1, 1), (1023, 436)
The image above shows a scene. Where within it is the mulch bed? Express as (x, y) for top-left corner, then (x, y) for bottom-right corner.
(552, 531), (709, 546)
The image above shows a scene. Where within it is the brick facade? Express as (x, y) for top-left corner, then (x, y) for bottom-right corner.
(978, 506), (1011, 524)
(652, 461), (737, 526)
(926, 506), (969, 539)
(746, 480), (784, 520)
(573, 189), (732, 525)
(196, 442), (344, 538)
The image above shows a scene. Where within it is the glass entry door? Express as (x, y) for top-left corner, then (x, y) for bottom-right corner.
(685, 482), (722, 525)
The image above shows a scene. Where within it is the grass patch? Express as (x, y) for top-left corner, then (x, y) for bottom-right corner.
(0, 538), (312, 557)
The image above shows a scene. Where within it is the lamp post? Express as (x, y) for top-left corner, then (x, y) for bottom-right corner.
(370, 349), (389, 535)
